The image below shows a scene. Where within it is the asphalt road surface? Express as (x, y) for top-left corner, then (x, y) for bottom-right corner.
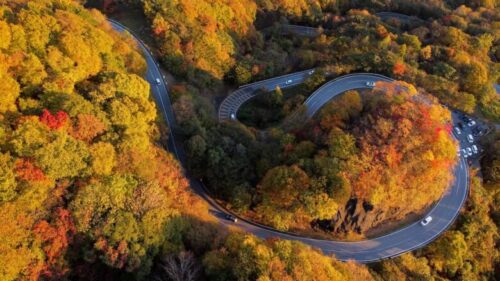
(376, 11), (415, 22)
(111, 20), (470, 263)
(282, 24), (321, 37)
(218, 69), (315, 121)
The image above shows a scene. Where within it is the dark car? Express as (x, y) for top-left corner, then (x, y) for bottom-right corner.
(225, 214), (238, 223)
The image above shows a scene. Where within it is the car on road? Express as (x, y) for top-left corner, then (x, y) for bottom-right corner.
(467, 134), (474, 143)
(285, 79), (293, 85)
(454, 127), (461, 135)
(230, 113), (236, 120)
(421, 216), (433, 226)
(461, 149), (468, 158)
(366, 81), (376, 87)
(155, 78), (161, 85)
(468, 120), (476, 127)
(472, 145), (478, 154)
(466, 147), (472, 156)
(308, 70), (315, 75)
(225, 214), (238, 223)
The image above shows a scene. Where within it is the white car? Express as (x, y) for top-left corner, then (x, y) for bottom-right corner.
(285, 79), (293, 85)
(308, 70), (315, 75)
(471, 145), (478, 154)
(467, 134), (474, 143)
(466, 147), (472, 156)
(457, 149), (460, 157)
(454, 127), (461, 135)
(366, 81), (376, 87)
(468, 120), (476, 127)
(230, 113), (236, 120)
(421, 216), (433, 226)
(461, 149), (468, 158)
(155, 78), (161, 85)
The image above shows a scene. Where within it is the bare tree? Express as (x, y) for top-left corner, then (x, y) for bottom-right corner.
(153, 251), (200, 281)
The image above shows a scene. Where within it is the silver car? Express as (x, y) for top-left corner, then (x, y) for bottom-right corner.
(461, 149), (468, 158)
(471, 145), (478, 154)
(467, 134), (474, 143)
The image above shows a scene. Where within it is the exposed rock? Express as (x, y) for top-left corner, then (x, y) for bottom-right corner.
(312, 198), (400, 235)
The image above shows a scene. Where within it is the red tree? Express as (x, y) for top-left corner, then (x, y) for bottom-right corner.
(33, 208), (76, 279)
(392, 61), (406, 76)
(15, 158), (46, 182)
(70, 114), (106, 143)
(40, 109), (69, 130)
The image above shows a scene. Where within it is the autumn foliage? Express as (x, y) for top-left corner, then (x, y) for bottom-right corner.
(0, 1), (193, 280)
(15, 159), (46, 182)
(227, 81), (457, 233)
(70, 114), (106, 143)
(39, 110), (69, 130)
(33, 208), (75, 279)
(392, 61), (406, 76)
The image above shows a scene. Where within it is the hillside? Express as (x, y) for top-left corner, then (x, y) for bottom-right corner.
(0, 1), (194, 279)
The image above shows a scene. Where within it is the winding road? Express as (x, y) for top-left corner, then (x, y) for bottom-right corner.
(110, 19), (470, 263)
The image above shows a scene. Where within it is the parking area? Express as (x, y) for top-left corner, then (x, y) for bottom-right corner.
(451, 111), (490, 165)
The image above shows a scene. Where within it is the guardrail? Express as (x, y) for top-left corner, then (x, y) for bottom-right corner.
(303, 72), (393, 105)
(237, 68), (314, 89)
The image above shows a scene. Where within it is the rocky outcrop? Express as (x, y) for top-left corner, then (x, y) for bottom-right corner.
(312, 198), (406, 235)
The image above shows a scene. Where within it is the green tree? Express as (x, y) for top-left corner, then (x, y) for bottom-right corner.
(90, 142), (116, 176)
(34, 133), (89, 179)
(0, 72), (20, 113)
(424, 231), (468, 276)
(326, 129), (357, 160)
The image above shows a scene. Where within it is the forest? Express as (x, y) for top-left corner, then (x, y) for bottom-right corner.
(184, 81), (458, 234)
(142, 0), (498, 120)
(0, 0), (498, 280)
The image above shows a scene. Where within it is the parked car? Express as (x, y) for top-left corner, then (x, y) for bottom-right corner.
(472, 145), (478, 154)
(225, 214), (238, 223)
(467, 134), (474, 143)
(468, 120), (476, 127)
(421, 216), (433, 226)
(454, 127), (461, 135)
(366, 81), (376, 87)
(461, 149), (468, 158)
(466, 147), (472, 156)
